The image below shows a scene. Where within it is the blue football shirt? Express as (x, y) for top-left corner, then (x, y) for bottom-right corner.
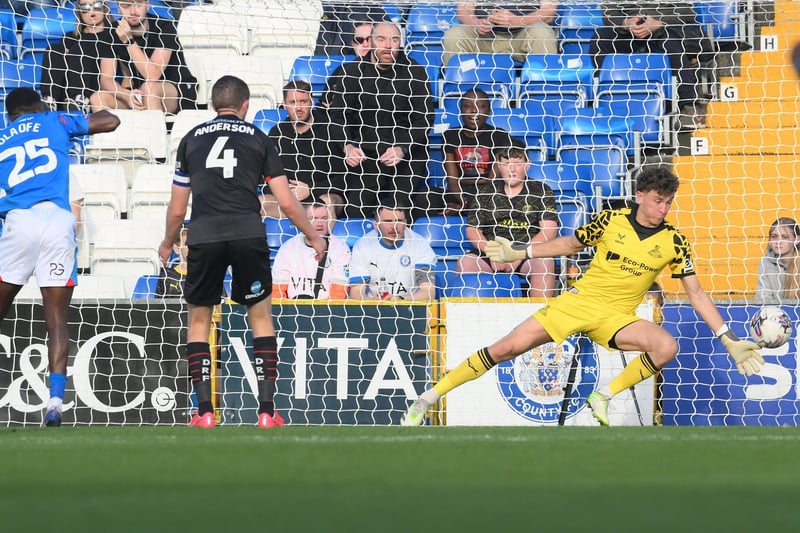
(0, 111), (89, 216)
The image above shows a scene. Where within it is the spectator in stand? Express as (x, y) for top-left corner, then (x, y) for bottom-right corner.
(315, 2), (387, 57)
(458, 144), (559, 298)
(40, 0), (116, 112)
(92, 0), (197, 113)
(272, 202), (350, 300)
(346, 21), (375, 58)
(266, 80), (347, 218)
(156, 224), (188, 297)
(322, 22), (436, 220)
(442, 87), (515, 216)
(442, 1), (559, 65)
(349, 201), (437, 301)
(589, 1), (710, 130)
(756, 217), (800, 303)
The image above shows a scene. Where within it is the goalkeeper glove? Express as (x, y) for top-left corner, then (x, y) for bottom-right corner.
(718, 327), (765, 376)
(485, 236), (529, 263)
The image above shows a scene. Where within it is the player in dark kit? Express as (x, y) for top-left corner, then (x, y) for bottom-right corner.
(159, 75), (326, 429)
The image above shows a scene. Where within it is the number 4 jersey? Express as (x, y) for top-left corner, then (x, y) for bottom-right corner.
(174, 114), (287, 246)
(0, 111), (89, 216)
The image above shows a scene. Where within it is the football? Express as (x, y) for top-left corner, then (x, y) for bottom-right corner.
(749, 306), (793, 348)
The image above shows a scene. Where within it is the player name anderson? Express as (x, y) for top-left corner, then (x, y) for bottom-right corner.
(193, 122), (255, 136)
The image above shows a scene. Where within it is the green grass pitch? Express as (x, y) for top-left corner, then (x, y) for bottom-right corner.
(0, 426), (797, 532)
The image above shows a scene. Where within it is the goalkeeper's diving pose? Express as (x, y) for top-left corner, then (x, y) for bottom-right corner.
(402, 167), (764, 426)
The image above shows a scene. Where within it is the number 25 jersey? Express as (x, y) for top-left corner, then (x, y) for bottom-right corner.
(0, 111), (89, 216)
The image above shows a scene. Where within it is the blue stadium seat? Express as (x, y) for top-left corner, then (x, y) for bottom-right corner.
(487, 109), (549, 162)
(406, 45), (444, 100)
(108, 0), (175, 20)
(596, 53), (675, 112)
(429, 107), (461, 146)
(0, 58), (41, 100)
(443, 272), (523, 298)
(518, 53), (594, 106)
(556, 2), (603, 56)
(412, 215), (469, 260)
(557, 144), (630, 213)
(694, 1), (751, 50)
(132, 275), (159, 299)
(555, 197), (589, 239)
(331, 217), (374, 249)
(440, 53), (516, 110)
(252, 108), (287, 134)
(0, 8), (16, 59)
(21, 7), (76, 60)
(288, 54), (355, 101)
(264, 217), (299, 259)
(404, 3), (458, 48)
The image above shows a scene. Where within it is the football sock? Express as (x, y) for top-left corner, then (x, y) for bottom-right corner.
(254, 336), (278, 415)
(187, 342), (213, 415)
(608, 352), (660, 397)
(433, 347), (496, 397)
(49, 372), (67, 400)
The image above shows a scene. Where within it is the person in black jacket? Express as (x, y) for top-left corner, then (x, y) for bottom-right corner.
(322, 22), (435, 219)
(40, 0), (115, 111)
(267, 80), (347, 218)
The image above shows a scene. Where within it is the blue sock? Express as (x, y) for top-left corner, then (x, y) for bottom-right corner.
(49, 372), (67, 400)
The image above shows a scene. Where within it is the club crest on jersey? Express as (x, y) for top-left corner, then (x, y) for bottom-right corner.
(496, 338), (597, 423)
(648, 245), (663, 258)
(400, 255), (411, 267)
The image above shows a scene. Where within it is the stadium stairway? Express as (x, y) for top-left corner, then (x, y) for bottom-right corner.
(663, 0), (800, 298)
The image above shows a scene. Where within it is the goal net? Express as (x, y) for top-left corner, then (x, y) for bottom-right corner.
(0, 0), (798, 426)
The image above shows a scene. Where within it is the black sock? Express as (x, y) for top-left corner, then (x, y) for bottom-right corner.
(186, 342), (213, 415)
(254, 336), (277, 415)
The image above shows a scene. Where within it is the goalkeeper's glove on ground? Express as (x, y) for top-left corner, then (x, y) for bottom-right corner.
(717, 326), (764, 376)
(485, 236), (529, 263)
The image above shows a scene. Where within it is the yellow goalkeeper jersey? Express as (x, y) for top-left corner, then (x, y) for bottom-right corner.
(572, 205), (695, 314)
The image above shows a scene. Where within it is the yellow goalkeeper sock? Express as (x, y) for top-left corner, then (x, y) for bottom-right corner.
(433, 348), (496, 397)
(608, 352), (659, 396)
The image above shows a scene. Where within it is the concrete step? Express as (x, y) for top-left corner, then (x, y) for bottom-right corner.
(717, 77), (800, 99)
(706, 99), (800, 128)
(691, 127), (800, 154)
(658, 155), (800, 296)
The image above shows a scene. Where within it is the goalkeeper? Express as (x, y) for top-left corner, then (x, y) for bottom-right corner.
(402, 167), (764, 426)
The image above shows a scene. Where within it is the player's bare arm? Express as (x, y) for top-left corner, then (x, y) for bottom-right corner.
(87, 110), (120, 134)
(159, 185), (190, 265)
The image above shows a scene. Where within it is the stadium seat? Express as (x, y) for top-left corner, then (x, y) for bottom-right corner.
(252, 108), (287, 134)
(132, 275), (160, 299)
(167, 109), (216, 163)
(412, 215), (469, 260)
(428, 107), (461, 147)
(201, 55), (283, 114)
(694, 0), (753, 50)
(406, 45), (445, 100)
(331, 217), (374, 249)
(264, 217), (299, 259)
(73, 163), (129, 220)
(555, 197), (589, 239)
(556, 2), (603, 56)
(443, 272), (523, 298)
(404, 3), (458, 49)
(518, 53), (594, 106)
(177, 4), (248, 56)
(246, 0), (322, 58)
(128, 164), (174, 221)
(557, 144), (631, 213)
(20, 7), (76, 61)
(556, 107), (638, 169)
(72, 274), (128, 300)
(84, 110), (169, 186)
(440, 53), (516, 110)
(90, 220), (165, 295)
(0, 8), (16, 59)
(488, 109), (549, 162)
(288, 54), (355, 101)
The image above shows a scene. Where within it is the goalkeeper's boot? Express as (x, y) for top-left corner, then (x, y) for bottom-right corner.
(257, 411), (285, 428)
(43, 406), (62, 427)
(189, 412), (215, 428)
(586, 391), (610, 427)
(400, 398), (431, 426)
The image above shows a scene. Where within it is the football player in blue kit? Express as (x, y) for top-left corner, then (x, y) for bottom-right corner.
(0, 88), (120, 426)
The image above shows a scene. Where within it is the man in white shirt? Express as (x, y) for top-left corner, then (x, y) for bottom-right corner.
(272, 202), (350, 299)
(349, 202), (437, 301)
